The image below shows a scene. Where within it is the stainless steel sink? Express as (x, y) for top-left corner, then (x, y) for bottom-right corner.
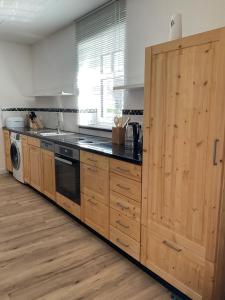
(39, 132), (73, 136)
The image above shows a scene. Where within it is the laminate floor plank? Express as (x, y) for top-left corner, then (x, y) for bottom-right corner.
(0, 175), (171, 300)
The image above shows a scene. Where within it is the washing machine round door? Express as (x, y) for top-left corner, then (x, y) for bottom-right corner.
(10, 142), (21, 170)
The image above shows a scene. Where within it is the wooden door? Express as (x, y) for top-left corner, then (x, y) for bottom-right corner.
(142, 29), (225, 299)
(29, 145), (42, 192)
(80, 163), (109, 205)
(41, 149), (56, 201)
(3, 130), (12, 172)
(21, 135), (30, 183)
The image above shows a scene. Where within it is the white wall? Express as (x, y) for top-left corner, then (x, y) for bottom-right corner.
(32, 24), (76, 96)
(125, 0), (225, 109)
(0, 40), (34, 173)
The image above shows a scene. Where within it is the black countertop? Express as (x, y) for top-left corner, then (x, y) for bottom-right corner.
(5, 127), (142, 165)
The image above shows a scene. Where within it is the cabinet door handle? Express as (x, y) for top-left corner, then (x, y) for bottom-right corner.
(213, 139), (220, 166)
(116, 220), (130, 229)
(87, 167), (97, 173)
(162, 240), (182, 253)
(88, 199), (97, 206)
(88, 158), (97, 163)
(116, 238), (129, 248)
(116, 184), (130, 191)
(116, 202), (129, 210)
(116, 167), (129, 173)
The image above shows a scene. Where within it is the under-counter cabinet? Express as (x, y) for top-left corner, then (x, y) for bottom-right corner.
(41, 148), (56, 201)
(80, 151), (110, 238)
(3, 129), (12, 172)
(109, 159), (142, 261)
(27, 137), (42, 192)
(21, 135), (30, 183)
(22, 136), (56, 201)
(142, 28), (225, 300)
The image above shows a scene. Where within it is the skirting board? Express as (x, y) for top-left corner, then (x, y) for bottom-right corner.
(0, 169), (8, 175)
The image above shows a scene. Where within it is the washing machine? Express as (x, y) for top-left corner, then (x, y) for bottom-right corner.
(10, 132), (24, 183)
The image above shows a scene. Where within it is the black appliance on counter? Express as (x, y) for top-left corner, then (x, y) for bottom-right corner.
(54, 144), (80, 205)
(128, 122), (143, 152)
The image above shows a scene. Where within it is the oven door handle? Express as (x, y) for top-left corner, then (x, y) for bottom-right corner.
(55, 156), (73, 165)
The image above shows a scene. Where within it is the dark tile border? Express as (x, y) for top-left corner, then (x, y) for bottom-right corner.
(79, 125), (112, 132)
(1, 108), (143, 116)
(1, 108), (97, 113)
(122, 109), (143, 115)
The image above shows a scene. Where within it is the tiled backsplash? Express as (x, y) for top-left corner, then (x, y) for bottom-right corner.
(1, 108), (96, 113)
(1, 107), (144, 138)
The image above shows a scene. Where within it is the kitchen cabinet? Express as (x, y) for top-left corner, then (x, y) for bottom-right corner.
(81, 150), (110, 238)
(80, 163), (109, 205)
(55, 192), (80, 219)
(109, 159), (142, 261)
(142, 28), (225, 300)
(21, 135), (30, 183)
(3, 129), (12, 172)
(28, 137), (42, 192)
(82, 193), (109, 238)
(41, 149), (55, 201)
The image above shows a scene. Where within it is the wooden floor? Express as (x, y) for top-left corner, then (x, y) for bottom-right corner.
(0, 175), (171, 300)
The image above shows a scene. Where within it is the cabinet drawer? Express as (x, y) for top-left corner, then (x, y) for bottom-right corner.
(110, 159), (141, 182)
(110, 173), (141, 202)
(56, 193), (80, 219)
(83, 194), (109, 238)
(110, 208), (140, 242)
(142, 226), (205, 297)
(110, 191), (141, 222)
(110, 226), (140, 261)
(27, 137), (40, 148)
(80, 151), (109, 171)
(81, 163), (109, 205)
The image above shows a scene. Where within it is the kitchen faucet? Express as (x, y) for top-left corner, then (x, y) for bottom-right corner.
(56, 112), (62, 134)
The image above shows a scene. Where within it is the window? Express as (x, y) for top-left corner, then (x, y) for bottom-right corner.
(75, 0), (126, 127)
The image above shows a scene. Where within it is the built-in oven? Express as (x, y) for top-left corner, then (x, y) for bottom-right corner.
(55, 144), (80, 205)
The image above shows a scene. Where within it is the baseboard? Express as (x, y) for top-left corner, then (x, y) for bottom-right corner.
(0, 169), (8, 175)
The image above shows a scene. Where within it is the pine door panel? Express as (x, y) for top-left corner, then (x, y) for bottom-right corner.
(146, 41), (225, 248)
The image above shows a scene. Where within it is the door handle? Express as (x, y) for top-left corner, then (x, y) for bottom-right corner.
(55, 156), (72, 165)
(116, 238), (129, 248)
(162, 240), (182, 253)
(116, 184), (130, 191)
(213, 139), (220, 166)
(116, 220), (130, 229)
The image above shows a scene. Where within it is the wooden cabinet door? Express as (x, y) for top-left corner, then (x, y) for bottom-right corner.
(21, 135), (30, 183)
(41, 149), (55, 201)
(29, 145), (42, 192)
(142, 30), (225, 298)
(83, 194), (109, 238)
(3, 130), (12, 172)
(80, 163), (109, 205)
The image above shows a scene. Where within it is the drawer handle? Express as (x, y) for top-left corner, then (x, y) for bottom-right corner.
(88, 199), (97, 206)
(116, 238), (129, 248)
(88, 158), (97, 163)
(116, 167), (130, 173)
(213, 139), (220, 166)
(116, 202), (129, 210)
(116, 184), (130, 191)
(87, 167), (97, 173)
(162, 240), (182, 253)
(116, 220), (129, 229)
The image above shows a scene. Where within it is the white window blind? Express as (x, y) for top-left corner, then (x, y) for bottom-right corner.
(75, 0), (126, 127)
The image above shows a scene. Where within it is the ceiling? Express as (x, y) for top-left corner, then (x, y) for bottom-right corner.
(0, 0), (109, 44)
